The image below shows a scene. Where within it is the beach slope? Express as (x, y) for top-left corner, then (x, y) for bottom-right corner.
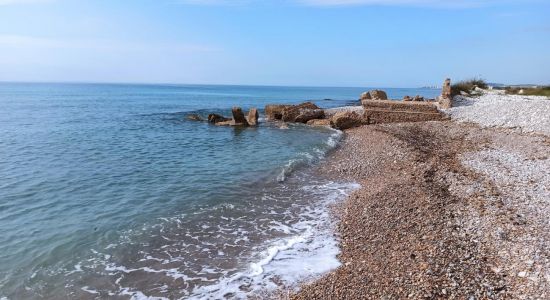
(293, 93), (550, 299)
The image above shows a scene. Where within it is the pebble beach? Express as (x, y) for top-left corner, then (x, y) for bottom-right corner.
(292, 91), (550, 299)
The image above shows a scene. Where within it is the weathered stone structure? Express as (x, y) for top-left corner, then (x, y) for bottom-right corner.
(438, 78), (453, 109)
(362, 100), (444, 124)
(247, 108), (259, 126)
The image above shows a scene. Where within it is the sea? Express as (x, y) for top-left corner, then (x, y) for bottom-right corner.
(0, 83), (440, 299)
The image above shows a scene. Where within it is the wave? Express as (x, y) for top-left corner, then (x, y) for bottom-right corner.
(277, 128), (342, 182)
(187, 181), (360, 299)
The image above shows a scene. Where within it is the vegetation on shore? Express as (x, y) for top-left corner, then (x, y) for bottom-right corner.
(505, 86), (550, 97)
(451, 78), (488, 96)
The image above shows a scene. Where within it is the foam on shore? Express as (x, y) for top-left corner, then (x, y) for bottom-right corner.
(188, 181), (360, 299)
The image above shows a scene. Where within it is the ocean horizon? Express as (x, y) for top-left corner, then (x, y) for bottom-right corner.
(0, 83), (440, 299)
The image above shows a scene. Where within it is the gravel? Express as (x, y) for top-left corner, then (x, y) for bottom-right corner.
(291, 121), (550, 299)
(446, 91), (550, 136)
(453, 135), (550, 299)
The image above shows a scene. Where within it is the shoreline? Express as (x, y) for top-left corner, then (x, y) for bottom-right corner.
(290, 99), (549, 298)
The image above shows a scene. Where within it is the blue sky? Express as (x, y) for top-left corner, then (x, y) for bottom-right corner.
(0, 0), (549, 87)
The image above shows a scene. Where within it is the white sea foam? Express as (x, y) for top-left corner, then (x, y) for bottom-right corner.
(188, 181), (360, 299)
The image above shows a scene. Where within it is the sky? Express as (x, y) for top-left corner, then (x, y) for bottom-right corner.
(0, 0), (549, 87)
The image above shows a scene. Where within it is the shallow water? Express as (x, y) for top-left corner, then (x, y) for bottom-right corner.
(0, 83), (439, 299)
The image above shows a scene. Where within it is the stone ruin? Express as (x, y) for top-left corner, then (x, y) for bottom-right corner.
(437, 78), (452, 109)
(188, 78), (453, 130)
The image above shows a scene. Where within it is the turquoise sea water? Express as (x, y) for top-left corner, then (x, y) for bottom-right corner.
(0, 83), (440, 299)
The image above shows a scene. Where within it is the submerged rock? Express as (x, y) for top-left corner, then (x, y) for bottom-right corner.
(187, 114), (203, 121)
(214, 120), (234, 126)
(331, 111), (364, 130)
(208, 113), (230, 124)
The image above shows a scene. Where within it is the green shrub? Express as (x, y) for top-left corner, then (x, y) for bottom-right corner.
(451, 78), (488, 96)
(505, 86), (550, 97)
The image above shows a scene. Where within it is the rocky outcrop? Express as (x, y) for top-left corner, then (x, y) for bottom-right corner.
(281, 102), (321, 123)
(403, 96), (412, 102)
(231, 107), (249, 126)
(208, 113), (230, 124)
(331, 111), (364, 130)
(246, 108), (259, 126)
(265, 104), (292, 120)
(413, 95), (425, 102)
(187, 114), (203, 121)
(295, 109), (325, 123)
(307, 119), (332, 126)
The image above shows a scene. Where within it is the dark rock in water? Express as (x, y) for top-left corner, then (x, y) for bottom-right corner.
(281, 102), (320, 122)
(247, 108), (259, 126)
(331, 111), (364, 130)
(231, 107), (249, 126)
(307, 119), (331, 126)
(214, 120), (234, 126)
(208, 114), (230, 124)
(413, 95), (425, 102)
(265, 104), (292, 120)
(403, 95), (412, 102)
(295, 109), (325, 123)
(187, 114), (203, 121)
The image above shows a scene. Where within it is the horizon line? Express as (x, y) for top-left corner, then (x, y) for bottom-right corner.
(0, 80), (444, 90)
